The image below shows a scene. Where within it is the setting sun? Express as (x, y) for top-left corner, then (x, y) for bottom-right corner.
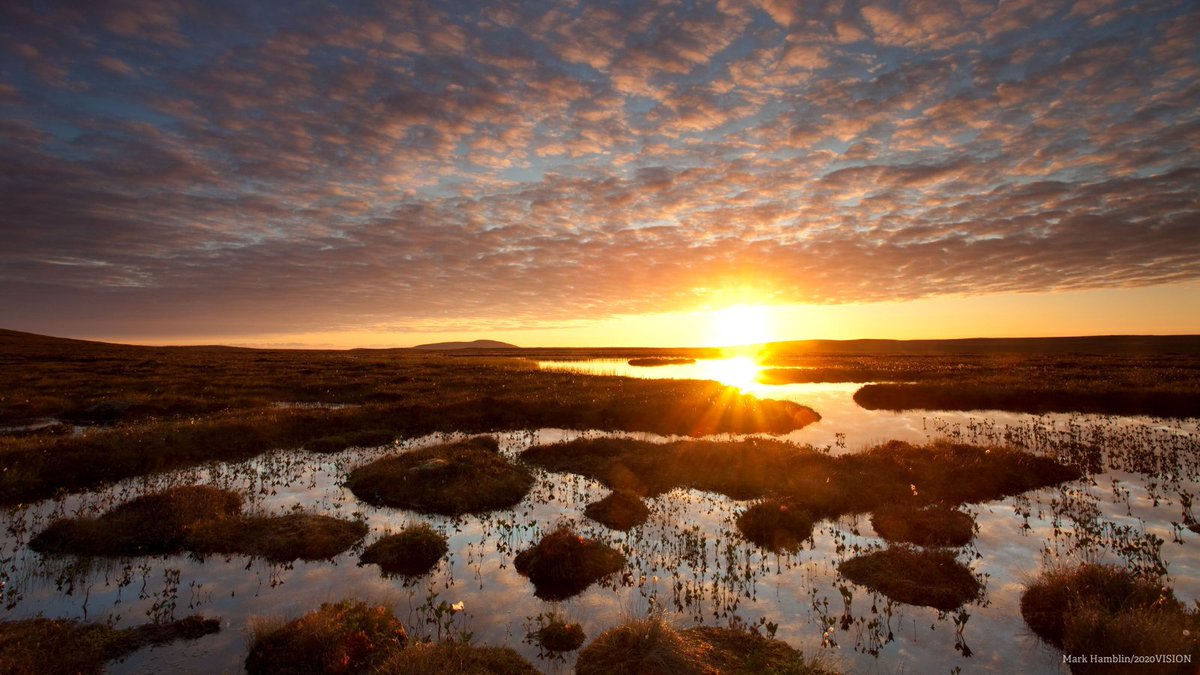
(707, 305), (776, 348)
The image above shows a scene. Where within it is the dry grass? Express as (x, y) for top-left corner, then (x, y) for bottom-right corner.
(522, 437), (1080, 521)
(246, 600), (407, 675)
(584, 490), (650, 530)
(576, 615), (836, 675)
(870, 504), (975, 547)
(0, 615), (219, 675)
(0, 330), (818, 505)
(838, 547), (982, 610)
(29, 485), (242, 556)
(513, 525), (626, 600)
(374, 641), (538, 674)
(1021, 563), (1200, 673)
(360, 523), (449, 577)
(346, 436), (534, 516)
(187, 513), (367, 562)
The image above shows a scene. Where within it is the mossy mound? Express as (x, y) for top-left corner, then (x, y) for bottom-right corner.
(513, 526), (625, 600)
(576, 617), (836, 675)
(1021, 563), (1200, 672)
(346, 436), (533, 516)
(187, 513), (367, 562)
(375, 641), (539, 674)
(0, 615), (219, 675)
(584, 490), (650, 530)
(735, 499), (815, 553)
(870, 504), (975, 547)
(360, 523), (449, 577)
(531, 613), (586, 652)
(30, 485), (243, 556)
(246, 600), (407, 675)
(839, 547), (981, 610)
(306, 429), (396, 453)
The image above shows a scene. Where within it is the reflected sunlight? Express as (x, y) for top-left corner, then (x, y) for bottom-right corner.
(694, 356), (762, 391)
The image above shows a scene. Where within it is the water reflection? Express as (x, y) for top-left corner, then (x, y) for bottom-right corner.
(0, 367), (1196, 673)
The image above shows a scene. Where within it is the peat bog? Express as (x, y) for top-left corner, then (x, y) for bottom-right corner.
(1, 331), (1198, 672)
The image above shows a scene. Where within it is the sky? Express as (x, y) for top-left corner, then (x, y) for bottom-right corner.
(1, 0), (1198, 348)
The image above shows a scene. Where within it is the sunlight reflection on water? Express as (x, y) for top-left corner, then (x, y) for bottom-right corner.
(0, 362), (1197, 674)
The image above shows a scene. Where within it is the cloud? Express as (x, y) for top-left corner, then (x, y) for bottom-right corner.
(0, 0), (1197, 339)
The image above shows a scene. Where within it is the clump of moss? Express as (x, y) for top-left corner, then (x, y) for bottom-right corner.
(374, 641), (538, 674)
(346, 436), (534, 516)
(870, 504), (975, 547)
(530, 613), (586, 652)
(584, 490), (650, 530)
(576, 615), (835, 675)
(0, 615), (219, 675)
(187, 513), (367, 562)
(513, 526), (626, 600)
(30, 485), (243, 556)
(245, 600), (407, 675)
(306, 429), (396, 453)
(1021, 564), (1200, 671)
(360, 523), (449, 577)
(839, 547), (981, 610)
(735, 499), (815, 553)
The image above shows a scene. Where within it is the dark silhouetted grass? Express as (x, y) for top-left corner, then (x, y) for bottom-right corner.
(854, 382), (1200, 418)
(374, 642), (539, 674)
(29, 485), (242, 556)
(1021, 564), (1200, 672)
(360, 523), (449, 577)
(0, 615), (219, 675)
(629, 357), (696, 367)
(513, 526), (626, 600)
(346, 437), (533, 516)
(576, 615), (836, 675)
(245, 600), (407, 675)
(839, 547), (981, 610)
(584, 490), (650, 530)
(870, 504), (975, 547)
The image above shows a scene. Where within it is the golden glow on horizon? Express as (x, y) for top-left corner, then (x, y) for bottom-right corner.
(707, 304), (777, 348)
(693, 356), (762, 391)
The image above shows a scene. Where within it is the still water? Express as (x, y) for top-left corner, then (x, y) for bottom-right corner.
(1, 358), (1197, 673)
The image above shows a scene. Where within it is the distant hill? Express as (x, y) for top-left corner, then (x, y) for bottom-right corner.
(411, 339), (519, 350)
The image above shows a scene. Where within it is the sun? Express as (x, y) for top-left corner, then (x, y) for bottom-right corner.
(707, 305), (776, 348)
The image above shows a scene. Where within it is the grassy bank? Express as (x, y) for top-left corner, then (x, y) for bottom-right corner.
(0, 615), (219, 675)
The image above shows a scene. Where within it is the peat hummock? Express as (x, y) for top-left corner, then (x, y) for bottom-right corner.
(246, 600), (407, 675)
(870, 504), (975, 547)
(839, 547), (981, 610)
(359, 523), (449, 577)
(736, 498), (816, 552)
(583, 490), (650, 530)
(346, 436), (534, 516)
(513, 526), (626, 600)
(576, 616), (835, 675)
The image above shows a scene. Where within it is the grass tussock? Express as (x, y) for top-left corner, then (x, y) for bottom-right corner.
(246, 600), (407, 675)
(584, 489), (650, 530)
(374, 641), (539, 674)
(628, 357), (696, 367)
(0, 331), (818, 505)
(533, 613), (586, 652)
(0, 615), (219, 675)
(1021, 564), (1200, 672)
(360, 523), (449, 577)
(838, 547), (981, 610)
(513, 526), (626, 600)
(870, 504), (975, 547)
(576, 615), (835, 675)
(522, 437), (1080, 520)
(306, 429), (396, 453)
(735, 499), (815, 553)
(187, 513), (367, 562)
(346, 437), (534, 516)
(29, 485), (242, 556)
